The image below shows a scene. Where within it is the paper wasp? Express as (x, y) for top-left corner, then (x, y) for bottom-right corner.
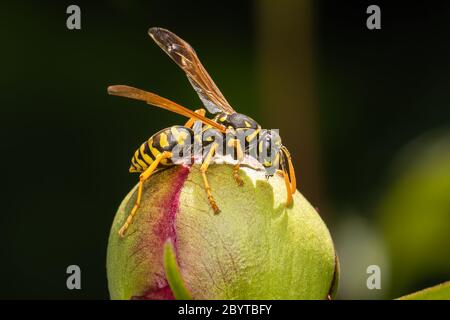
(108, 28), (296, 237)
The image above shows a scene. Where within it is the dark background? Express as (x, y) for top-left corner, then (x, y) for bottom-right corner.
(1, 1), (449, 299)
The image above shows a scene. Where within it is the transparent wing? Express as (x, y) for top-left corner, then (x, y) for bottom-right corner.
(108, 85), (226, 132)
(149, 27), (235, 115)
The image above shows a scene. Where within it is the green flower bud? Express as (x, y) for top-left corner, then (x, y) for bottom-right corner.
(107, 163), (338, 299)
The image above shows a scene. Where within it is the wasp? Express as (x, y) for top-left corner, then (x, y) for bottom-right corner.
(108, 28), (296, 237)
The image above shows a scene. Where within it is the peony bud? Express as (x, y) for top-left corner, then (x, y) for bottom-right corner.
(107, 162), (338, 299)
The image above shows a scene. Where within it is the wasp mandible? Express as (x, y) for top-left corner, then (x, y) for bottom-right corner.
(108, 28), (297, 237)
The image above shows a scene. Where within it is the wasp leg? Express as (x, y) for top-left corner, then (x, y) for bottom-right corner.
(245, 127), (261, 144)
(200, 142), (221, 214)
(231, 127), (260, 186)
(232, 164), (243, 186)
(227, 138), (244, 186)
(184, 108), (206, 128)
(119, 151), (173, 237)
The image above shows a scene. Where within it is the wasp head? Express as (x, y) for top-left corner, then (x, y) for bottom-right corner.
(258, 129), (282, 177)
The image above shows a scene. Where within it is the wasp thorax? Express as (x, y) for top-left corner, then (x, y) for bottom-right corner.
(215, 112), (259, 130)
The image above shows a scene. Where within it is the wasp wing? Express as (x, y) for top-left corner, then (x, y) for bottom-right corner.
(108, 85), (226, 132)
(149, 27), (235, 115)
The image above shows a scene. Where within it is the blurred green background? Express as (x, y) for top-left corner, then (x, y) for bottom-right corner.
(0, 0), (449, 299)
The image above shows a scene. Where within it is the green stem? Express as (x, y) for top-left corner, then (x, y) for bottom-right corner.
(163, 240), (193, 300)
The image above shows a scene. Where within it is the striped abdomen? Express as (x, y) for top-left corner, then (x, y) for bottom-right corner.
(129, 125), (193, 173)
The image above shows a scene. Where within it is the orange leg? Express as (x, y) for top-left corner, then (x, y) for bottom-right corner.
(119, 151), (173, 237)
(228, 138), (244, 186)
(184, 108), (206, 128)
(200, 143), (220, 214)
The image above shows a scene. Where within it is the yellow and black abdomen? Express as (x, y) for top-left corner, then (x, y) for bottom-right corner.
(129, 125), (193, 173)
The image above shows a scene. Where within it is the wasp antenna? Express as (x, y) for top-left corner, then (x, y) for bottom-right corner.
(281, 146), (297, 193)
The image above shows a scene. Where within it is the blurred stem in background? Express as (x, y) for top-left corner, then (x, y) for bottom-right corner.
(257, 0), (324, 208)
